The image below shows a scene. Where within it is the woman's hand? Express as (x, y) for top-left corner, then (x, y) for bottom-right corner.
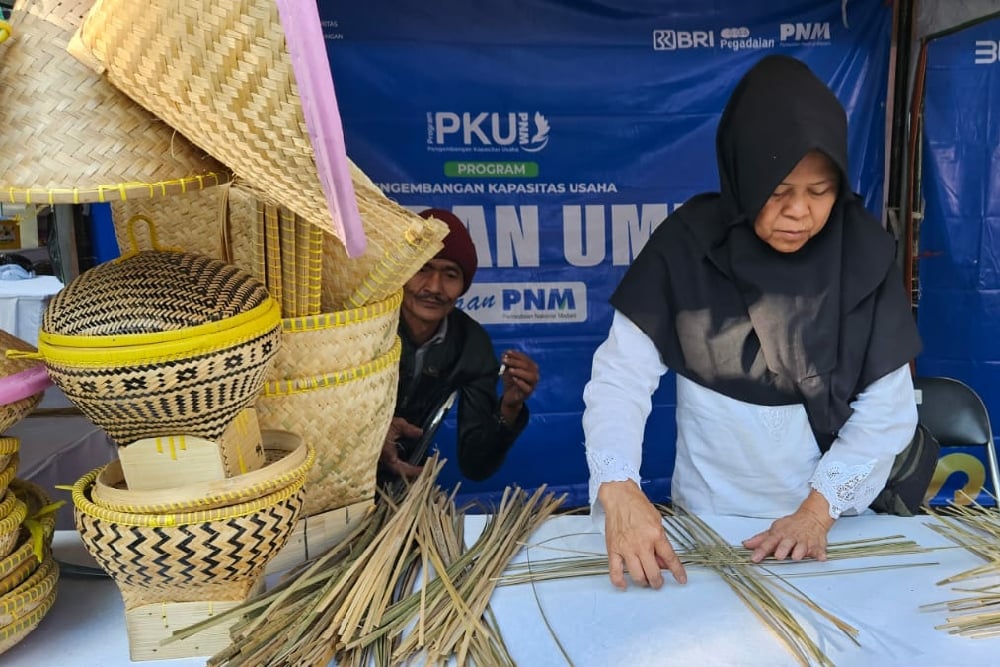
(598, 480), (687, 590)
(742, 490), (835, 563)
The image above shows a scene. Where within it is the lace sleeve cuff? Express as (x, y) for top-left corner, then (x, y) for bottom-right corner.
(809, 459), (878, 519)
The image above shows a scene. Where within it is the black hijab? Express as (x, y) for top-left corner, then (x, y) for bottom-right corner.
(610, 55), (921, 447)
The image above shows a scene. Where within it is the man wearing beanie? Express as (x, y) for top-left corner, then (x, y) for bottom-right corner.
(379, 208), (540, 482)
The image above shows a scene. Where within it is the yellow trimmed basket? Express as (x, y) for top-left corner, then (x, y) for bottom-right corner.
(269, 289), (402, 380)
(0, 559), (57, 657)
(30, 219), (282, 446)
(256, 337), (401, 517)
(92, 430), (314, 514)
(73, 467), (305, 608)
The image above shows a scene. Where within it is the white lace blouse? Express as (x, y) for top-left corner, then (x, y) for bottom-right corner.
(583, 311), (918, 520)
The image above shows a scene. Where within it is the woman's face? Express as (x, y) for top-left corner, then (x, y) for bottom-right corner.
(753, 150), (839, 253)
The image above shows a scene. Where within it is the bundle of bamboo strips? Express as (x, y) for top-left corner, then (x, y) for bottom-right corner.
(169, 457), (564, 666)
(921, 502), (1000, 638)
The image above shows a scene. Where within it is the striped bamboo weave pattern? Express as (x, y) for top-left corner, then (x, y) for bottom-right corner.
(0, 490), (27, 561)
(0, 556), (57, 628)
(74, 469), (304, 608)
(39, 249), (280, 445)
(0, 570), (56, 656)
(0, 0), (227, 205)
(257, 337), (401, 517)
(270, 289), (402, 380)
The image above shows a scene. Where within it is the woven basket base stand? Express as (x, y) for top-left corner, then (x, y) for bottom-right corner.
(123, 578), (264, 662)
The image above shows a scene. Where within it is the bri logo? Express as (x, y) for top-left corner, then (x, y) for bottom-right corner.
(653, 29), (715, 50)
(427, 112), (550, 152)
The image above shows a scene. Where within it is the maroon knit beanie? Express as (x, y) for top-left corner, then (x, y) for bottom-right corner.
(419, 208), (478, 294)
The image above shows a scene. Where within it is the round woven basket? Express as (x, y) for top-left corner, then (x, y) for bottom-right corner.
(35, 241), (281, 446)
(0, 491), (26, 562)
(270, 290), (402, 380)
(0, 0), (227, 205)
(0, 556), (57, 629)
(0, 481), (57, 598)
(73, 468), (305, 608)
(256, 337), (401, 517)
(0, 330), (49, 433)
(0, 574), (56, 656)
(93, 430), (314, 514)
(0, 455), (18, 496)
(0, 439), (18, 481)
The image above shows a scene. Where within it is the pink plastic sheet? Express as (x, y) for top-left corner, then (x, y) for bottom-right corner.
(276, 0), (366, 257)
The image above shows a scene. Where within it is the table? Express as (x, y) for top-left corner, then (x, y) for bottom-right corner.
(1, 513), (998, 666)
(0, 274), (64, 347)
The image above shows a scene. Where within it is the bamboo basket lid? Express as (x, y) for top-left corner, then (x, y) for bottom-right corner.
(69, 0), (351, 246)
(0, 0), (228, 205)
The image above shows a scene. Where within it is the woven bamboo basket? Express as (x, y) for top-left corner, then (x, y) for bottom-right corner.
(0, 556), (57, 629)
(93, 431), (314, 514)
(0, 576), (59, 654)
(0, 0), (227, 206)
(270, 289), (402, 380)
(0, 490), (26, 561)
(0, 456), (17, 496)
(69, 0), (351, 245)
(0, 481), (58, 598)
(28, 222), (281, 446)
(0, 439), (17, 479)
(256, 337), (401, 517)
(322, 164), (448, 311)
(0, 330), (50, 433)
(73, 467), (305, 608)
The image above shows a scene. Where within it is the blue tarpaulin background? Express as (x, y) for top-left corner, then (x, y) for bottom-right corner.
(320, 0), (893, 507)
(917, 15), (1000, 505)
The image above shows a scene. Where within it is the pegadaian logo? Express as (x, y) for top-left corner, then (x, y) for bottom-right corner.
(427, 112), (550, 153)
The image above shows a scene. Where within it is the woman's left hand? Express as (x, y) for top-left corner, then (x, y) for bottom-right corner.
(742, 490), (835, 563)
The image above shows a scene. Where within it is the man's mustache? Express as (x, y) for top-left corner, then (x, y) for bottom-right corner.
(414, 292), (449, 305)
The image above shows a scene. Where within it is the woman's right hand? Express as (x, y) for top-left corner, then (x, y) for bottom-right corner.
(597, 480), (687, 590)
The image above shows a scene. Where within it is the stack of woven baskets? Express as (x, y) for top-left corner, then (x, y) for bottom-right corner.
(24, 225), (315, 658)
(0, 332), (58, 657)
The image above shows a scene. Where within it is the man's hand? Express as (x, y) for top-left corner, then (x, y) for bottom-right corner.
(379, 417), (424, 480)
(598, 480), (687, 590)
(742, 490), (836, 563)
(499, 350), (539, 424)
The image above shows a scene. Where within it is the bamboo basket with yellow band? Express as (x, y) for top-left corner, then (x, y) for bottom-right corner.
(72, 467), (305, 608)
(0, 480), (58, 657)
(93, 431), (314, 514)
(0, 330), (50, 434)
(0, 0), (227, 206)
(0, 439), (18, 481)
(0, 490), (27, 561)
(0, 558), (57, 657)
(257, 337), (401, 517)
(24, 217), (281, 447)
(270, 289), (402, 380)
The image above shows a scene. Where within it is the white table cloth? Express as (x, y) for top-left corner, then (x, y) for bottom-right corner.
(1, 513), (998, 666)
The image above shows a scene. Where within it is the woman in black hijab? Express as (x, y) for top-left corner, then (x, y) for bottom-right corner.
(583, 55), (922, 590)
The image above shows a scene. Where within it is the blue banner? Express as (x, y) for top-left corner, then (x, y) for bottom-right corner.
(917, 15), (1000, 506)
(321, 0), (892, 506)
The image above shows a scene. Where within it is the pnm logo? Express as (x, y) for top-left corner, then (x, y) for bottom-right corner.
(653, 29), (715, 50)
(779, 22), (831, 43)
(428, 112), (550, 152)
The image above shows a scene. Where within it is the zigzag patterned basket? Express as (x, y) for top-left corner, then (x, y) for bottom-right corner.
(73, 468), (305, 608)
(34, 224), (281, 446)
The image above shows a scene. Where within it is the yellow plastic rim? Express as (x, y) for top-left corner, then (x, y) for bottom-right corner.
(263, 337), (401, 397)
(73, 467), (305, 527)
(281, 289), (401, 333)
(37, 298), (280, 365)
(0, 438), (18, 456)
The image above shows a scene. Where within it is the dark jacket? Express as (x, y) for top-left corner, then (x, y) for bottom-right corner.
(395, 308), (528, 481)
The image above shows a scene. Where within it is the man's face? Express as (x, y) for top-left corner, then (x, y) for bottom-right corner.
(753, 150), (839, 253)
(402, 258), (465, 327)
